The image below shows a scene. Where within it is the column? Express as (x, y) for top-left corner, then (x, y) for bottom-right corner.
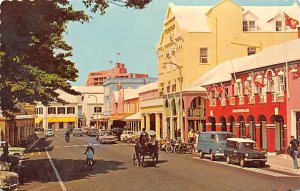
(206, 123), (212, 131)
(235, 123), (240, 137)
(155, 113), (161, 138)
(216, 123), (221, 132)
(145, 113), (150, 131)
(226, 123), (231, 132)
(245, 124), (250, 137)
(255, 124), (261, 150)
(141, 113), (145, 130)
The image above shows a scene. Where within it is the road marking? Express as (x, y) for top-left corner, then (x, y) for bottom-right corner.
(64, 146), (71, 148)
(192, 157), (298, 177)
(45, 148), (67, 191)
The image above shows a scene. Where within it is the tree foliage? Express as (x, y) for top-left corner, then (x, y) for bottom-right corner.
(0, 0), (151, 117)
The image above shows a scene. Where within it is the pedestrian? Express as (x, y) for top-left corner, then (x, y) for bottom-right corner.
(289, 136), (299, 170)
(188, 128), (195, 144)
(176, 129), (181, 141)
(1, 142), (9, 162)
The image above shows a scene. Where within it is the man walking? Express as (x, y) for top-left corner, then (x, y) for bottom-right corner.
(290, 136), (299, 170)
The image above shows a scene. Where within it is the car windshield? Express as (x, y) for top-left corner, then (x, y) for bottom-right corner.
(239, 142), (257, 150)
(216, 133), (236, 141)
(104, 132), (112, 136)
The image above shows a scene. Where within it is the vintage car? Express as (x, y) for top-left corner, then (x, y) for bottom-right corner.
(44, 129), (54, 137)
(72, 128), (84, 136)
(120, 131), (134, 142)
(0, 162), (19, 190)
(98, 131), (116, 144)
(224, 138), (268, 167)
(197, 131), (236, 160)
(0, 141), (25, 158)
(88, 128), (98, 137)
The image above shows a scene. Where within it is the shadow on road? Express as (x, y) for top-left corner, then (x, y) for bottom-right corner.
(23, 158), (126, 183)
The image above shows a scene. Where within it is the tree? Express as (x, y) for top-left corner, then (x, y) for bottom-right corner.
(0, 0), (151, 117)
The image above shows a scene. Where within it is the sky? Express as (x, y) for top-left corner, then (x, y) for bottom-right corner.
(64, 0), (300, 86)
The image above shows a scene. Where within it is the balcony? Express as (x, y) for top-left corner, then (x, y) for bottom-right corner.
(210, 99), (216, 106)
(248, 95), (255, 104)
(259, 94), (266, 103)
(188, 108), (205, 118)
(229, 97), (235, 105)
(220, 98), (226, 106)
(272, 93), (285, 102)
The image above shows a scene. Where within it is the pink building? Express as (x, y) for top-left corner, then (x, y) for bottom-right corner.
(86, 63), (149, 86)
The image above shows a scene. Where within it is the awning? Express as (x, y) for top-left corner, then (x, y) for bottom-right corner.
(35, 118), (43, 124)
(124, 113), (141, 121)
(47, 117), (77, 123)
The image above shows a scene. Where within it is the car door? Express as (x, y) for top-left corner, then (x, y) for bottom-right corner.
(232, 142), (239, 162)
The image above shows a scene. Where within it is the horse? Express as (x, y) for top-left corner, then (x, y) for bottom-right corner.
(134, 135), (158, 167)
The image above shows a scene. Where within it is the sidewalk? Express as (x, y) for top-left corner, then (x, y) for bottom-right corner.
(267, 154), (300, 175)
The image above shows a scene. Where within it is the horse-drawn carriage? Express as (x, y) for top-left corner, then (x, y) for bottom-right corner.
(133, 136), (159, 167)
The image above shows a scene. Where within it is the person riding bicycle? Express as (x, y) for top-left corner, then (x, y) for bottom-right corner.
(65, 130), (71, 141)
(84, 143), (95, 165)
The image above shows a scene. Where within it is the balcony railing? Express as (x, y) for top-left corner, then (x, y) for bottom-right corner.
(272, 93), (285, 102)
(188, 108), (205, 118)
(210, 99), (216, 106)
(259, 94), (266, 103)
(220, 97), (226, 106)
(248, 95), (255, 104)
(229, 97), (235, 105)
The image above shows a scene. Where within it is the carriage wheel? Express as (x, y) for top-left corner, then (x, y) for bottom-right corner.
(133, 153), (137, 165)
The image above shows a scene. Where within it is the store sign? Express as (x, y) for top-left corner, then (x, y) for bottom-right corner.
(232, 109), (249, 113)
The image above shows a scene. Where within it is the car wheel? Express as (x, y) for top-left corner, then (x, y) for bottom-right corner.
(240, 158), (245, 167)
(210, 153), (214, 161)
(199, 151), (204, 159)
(13, 153), (21, 157)
(226, 155), (231, 164)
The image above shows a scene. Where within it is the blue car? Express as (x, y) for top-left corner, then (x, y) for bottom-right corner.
(197, 131), (235, 161)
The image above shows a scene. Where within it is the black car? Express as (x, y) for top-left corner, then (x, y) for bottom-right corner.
(111, 127), (124, 140)
(224, 138), (267, 167)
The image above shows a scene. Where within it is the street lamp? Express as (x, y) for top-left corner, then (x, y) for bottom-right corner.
(163, 62), (184, 142)
(88, 95), (99, 130)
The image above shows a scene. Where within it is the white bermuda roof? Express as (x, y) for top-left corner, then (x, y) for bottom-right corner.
(187, 39), (300, 88)
(138, 81), (158, 93)
(227, 138), (256, 143)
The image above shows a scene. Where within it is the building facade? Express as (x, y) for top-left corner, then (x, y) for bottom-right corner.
(139, 82), (163, 138)
(190, 39), (300, 153)
(157, 0), (300, 141)
(86, 63), (149, 86)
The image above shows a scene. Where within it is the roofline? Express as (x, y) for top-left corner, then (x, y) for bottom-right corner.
(206, 0), (243, 16)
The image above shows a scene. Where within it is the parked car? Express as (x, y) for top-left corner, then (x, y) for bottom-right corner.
(0, 169), (19, 190)
(197, 131), (235, 161)
(120, 131), (134, 142)
(44, 129), (54, 137)
(88, 128), (98, 137)
(224, 138), (267, 167)
(98, 131), (116, 144)
(72, 128), (84, 136)
(111, 128), (124, 140)
(0, 141), (25, 158)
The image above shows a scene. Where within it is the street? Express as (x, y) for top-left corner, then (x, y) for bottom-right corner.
(18, 131), (300, 191)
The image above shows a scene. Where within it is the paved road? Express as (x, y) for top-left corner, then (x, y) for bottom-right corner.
(18, 131), (300, 191)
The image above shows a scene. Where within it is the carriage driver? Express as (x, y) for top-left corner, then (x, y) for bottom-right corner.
(140, 128), (149, 143)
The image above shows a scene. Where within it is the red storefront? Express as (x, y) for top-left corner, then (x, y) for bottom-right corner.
(193, 39), (300, 153)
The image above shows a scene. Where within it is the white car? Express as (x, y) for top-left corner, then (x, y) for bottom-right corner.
(72, 128), (84, 136)
(0, 141), (25, 157)
(98, 131), (116, 144)
(44, 129), (54, 137)
(120, 131), (134, 142)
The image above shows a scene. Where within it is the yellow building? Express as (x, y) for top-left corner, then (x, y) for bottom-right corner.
(138, 82), (163, 138)
(157, 0), (300, 141)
